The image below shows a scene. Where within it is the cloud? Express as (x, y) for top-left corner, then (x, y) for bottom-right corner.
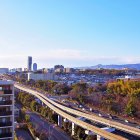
(0, 49), (140, 68)
(34, 49), (140, 67)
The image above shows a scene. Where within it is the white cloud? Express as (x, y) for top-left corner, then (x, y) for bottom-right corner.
(0, 49), (140, 68)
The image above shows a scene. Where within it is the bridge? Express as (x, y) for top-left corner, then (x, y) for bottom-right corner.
(15, 83), (140, 140)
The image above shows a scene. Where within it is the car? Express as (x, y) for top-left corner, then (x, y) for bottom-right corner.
(108, 114), (113, 119)
(125, 120), (129, 123)
(109, 115), (113, 119)
(98, 113), (102, 117)
(79, 105), (83, 108)
(90, 108), (92, 112)
(82, 108), (85, 111)
(62, 100), (65, 103)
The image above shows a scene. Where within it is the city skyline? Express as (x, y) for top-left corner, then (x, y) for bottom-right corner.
(0, 0), (140, 68)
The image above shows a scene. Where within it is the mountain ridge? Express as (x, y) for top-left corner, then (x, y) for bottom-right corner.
(76, 63), (140, 70)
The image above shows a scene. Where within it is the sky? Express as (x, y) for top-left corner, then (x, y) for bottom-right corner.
(0, 0), (140, 68)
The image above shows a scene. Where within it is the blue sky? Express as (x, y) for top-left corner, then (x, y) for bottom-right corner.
(0, 0), (140, 68)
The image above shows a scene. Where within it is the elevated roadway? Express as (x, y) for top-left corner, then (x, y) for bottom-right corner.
(15, 84), (139, 139)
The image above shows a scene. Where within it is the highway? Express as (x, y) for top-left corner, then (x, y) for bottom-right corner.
(14, 83), (130, 140)
(15, 84), (140, 137)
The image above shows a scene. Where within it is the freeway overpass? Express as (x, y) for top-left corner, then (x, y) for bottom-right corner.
(15, 83), (139, 140)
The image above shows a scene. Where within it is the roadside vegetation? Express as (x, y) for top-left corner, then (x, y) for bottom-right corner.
(16, 75), (140, 121)
(16, 92), (95, 140)
(83, 80), (140, 120)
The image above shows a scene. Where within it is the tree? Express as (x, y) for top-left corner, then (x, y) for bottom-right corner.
(77, 94), (85, 103)
(69, 83), (87, 99)
(85, 135), (96, 140)
(25, 114), (30, 122)
(77, 127), (86, 140)
(22, 94), (34, 107)
(125, 100), (137, 116)
(52, 83), (71, 95)
(51, 113), (58, 123)
(87, 87), (94, 94)
(40, 107), (48, 117)
(30, 100), (38, 112)
(39, 131), (49, 140)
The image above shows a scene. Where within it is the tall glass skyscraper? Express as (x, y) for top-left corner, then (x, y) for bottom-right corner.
(27, 56), (32, 71)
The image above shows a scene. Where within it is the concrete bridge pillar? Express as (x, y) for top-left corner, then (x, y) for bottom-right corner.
(97, 127), (115, 140)
(72, 117), (86, 136)
(58, 115), (62, 128)
(42, 101), (44, 106)
(72, 122), (75, 136)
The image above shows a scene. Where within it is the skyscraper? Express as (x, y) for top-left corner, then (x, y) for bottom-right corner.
(27, 56), (32, 71)
(0, 80), (14, 140)
(33, 63), (37, 71)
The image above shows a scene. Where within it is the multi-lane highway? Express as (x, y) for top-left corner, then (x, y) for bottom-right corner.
(15, 84), (140, 136)
(14, 83), (140, 140)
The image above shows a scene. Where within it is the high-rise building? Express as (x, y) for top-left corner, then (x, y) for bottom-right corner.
(27, 56), (32, 71)
(0, 80), (14, 140)
(33, 63), (37, 71)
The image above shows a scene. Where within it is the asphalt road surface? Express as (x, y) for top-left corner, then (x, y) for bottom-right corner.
(26, 110), (72, 140)
(16, 129), (33, 140)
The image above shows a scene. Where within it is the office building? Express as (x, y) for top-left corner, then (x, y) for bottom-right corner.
(27, 56), (32, 71)
(0, 80), (14, 140)
(33, 63), (37, 71)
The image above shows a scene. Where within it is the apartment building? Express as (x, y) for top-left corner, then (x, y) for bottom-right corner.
(0, 80), (14, 140)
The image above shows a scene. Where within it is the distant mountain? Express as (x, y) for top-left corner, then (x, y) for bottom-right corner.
(77, 63), (140, 70)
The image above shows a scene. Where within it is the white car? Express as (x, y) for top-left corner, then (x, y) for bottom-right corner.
(82, 108), (85, 111)
(98, 113), (102, 117)
(125, 120), (129, 123)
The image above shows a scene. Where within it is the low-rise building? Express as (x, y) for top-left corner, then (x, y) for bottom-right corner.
(64, 68), (74, 73)
(27, 72), (58, 81)
(55, 68), (64, 73)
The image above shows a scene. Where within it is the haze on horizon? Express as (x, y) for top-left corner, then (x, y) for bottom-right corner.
(0, 0), (140, 69)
